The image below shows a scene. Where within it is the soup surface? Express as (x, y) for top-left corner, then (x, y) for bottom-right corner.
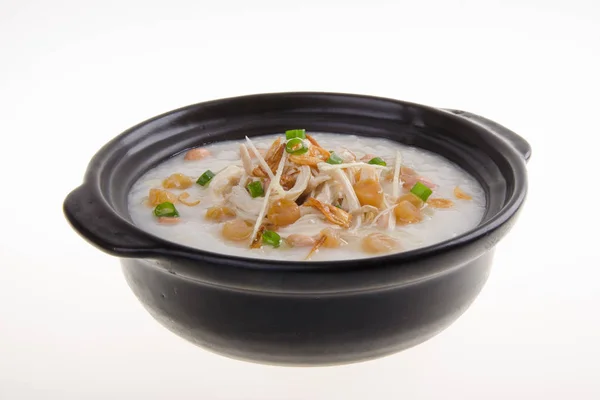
(128, 131), (486, 261)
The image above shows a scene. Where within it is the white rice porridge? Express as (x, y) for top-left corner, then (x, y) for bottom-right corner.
(128, 132), (486, 261)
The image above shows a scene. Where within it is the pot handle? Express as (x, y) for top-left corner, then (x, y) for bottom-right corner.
(63, 185), (161, 258)
(443, 109), (531, 162)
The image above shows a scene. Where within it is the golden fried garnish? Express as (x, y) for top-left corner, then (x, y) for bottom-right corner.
(157, 217), (180, 224)
(264, 138), (284, 171)
(428, 198), (454, 208)
(252, 139), (284, 177)
(305, 134), (322, 147)
(280, 170), (299, 190)
(264, 137), (282, 160)
(267, 143), (284, 171)
(177, 192), (201, 206)
(305, 234), (326, 260)
(454, 186), (472, 200)
(252, 166), (269, 178)
(289, 154), (323, 167)
(303, 197), (352, 228)
(250, 225), (266, 249)
(305, 135), (331, 160)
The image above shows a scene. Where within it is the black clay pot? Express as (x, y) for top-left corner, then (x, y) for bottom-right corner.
(63, 92), (530, 366)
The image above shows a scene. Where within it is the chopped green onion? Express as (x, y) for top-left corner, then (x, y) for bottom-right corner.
(367, 157), (387, 166)
(326, 152), (343, 164)
(285, 129), (306, 140)
(262, 230), (281, 248)
(285, 138), (308, 155)
(247, 181), (264, 198)
(154, 201), (179, 218)
(196, 170), (215, 186)
(410, 182), (433, 202)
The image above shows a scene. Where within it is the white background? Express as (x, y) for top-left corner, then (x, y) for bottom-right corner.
(1, 0), (599, 399)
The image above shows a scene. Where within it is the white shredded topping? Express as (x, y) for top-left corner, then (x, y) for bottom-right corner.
(371, 204), (398, 227)
(384, 197), (396, 231)
(322, 168), (362, 232)
(249, 151), (288, 244)
(245, 136), (275, 180)
(349, 205), (379, 230)
(392, 151), (402, 198)
(387, 150), (402, 231)
(329, 169), (360, 212)
(245, 136), (286, 196)
(273, 150), (288, 187)
(317, 161), (390, 172)
(239, 144), (254, 175)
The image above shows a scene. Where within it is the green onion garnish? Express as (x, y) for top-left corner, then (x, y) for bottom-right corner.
(326, 152), (343, 164)
(410, 182), (433, 202)
(262, 230), (281, 248)
(196, 170), (215, 186)
(154, 201), (179, 218)
(367, 157), (387, 166)
(247, 181), (264, 198)
(285, 138), (308, 155)
(285, 129), (306, 140)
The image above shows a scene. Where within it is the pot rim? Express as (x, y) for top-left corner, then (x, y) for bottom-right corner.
(65, 91), (530, 272)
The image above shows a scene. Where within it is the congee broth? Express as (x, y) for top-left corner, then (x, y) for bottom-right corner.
(128, 131), (486, 261)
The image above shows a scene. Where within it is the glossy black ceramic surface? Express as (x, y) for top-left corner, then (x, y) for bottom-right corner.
(63, 92), (530, 366)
